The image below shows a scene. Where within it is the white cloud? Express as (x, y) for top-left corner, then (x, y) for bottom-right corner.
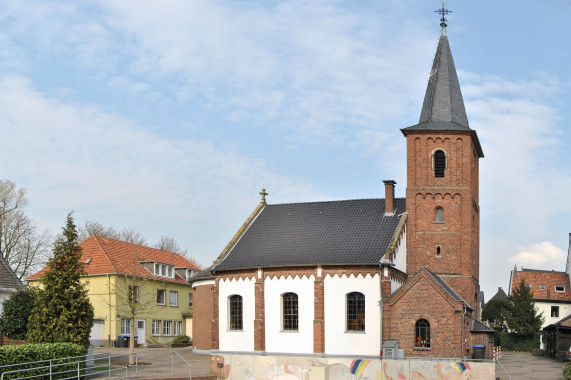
(0, 75), (326, 264)
(508, 241), (566, 269)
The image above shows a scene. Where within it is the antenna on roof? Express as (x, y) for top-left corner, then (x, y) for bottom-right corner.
(435, 1), (452, 35)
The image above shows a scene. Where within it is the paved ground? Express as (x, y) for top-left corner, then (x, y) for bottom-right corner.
(93, 346), (211, 379)
(496, 352), (565, 380)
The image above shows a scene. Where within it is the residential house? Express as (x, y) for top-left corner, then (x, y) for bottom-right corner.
(28, 236), (200, 346)
(0, 255), (22, 314)
(192, 17), (494, 360)
(509, 234), (571, 350)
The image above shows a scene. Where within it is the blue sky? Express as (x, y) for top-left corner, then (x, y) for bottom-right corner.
(1, 0), (570, 300)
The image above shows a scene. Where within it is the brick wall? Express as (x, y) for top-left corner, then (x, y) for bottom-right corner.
(192, 282), (214, 350)
(384, 272), (470, 358)
(405, 132), (481, 313)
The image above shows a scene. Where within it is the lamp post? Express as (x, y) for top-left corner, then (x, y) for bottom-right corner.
(217, 362), (223, 380)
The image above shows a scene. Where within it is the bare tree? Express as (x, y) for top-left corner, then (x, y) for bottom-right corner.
(0, 180), (52, 280)
(79, 221), (147, 245)
(153, 235), (187, 255)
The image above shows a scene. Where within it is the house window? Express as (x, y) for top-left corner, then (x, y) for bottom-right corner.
(154, 263), (174, 278)
(540, 284), (546, 290)
(346, 292), (365, 332)
(282, 292), (299, 331)
(415, 319), (430, 348)
(163, 320), (172, 336)
(552, 306), (560, 318)
(229, 295), (243, 330)
(157, 289), (166, 305)
(169, 291), (178, 307)
(121, 318), (131, 335)
(556, 285), (565, 292)
(174, 321), (182, 336)
(526, 283), (531, 289)
(434, 150), (446, 177)
(435, 207), (444, 223)
(189, 293), (193, 308)
(152, 320), (161, 336)
(128, 286), (139, 303)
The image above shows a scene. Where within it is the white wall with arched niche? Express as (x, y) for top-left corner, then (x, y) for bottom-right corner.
(218, 276), (255, 352)
(264, 275), (315, 354)
(324, 273), (381, 356)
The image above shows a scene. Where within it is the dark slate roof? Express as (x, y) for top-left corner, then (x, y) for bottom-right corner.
(190, 268), (215, 284)
(489, 287), (509, 302)
(425, 268), (472, 310)
(213, 198), (406, 271)
(471, 318), (495, 333)
(0, 256), (22, 289)
(401, 33), (483, 158)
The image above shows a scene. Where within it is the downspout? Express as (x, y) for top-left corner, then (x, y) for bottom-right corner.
(461, 305), (467, 359)
(379, 264), (383, 358)
(108, 274), (112, 347)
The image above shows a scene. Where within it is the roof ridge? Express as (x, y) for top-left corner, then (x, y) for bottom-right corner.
(267, 197), (406, 207)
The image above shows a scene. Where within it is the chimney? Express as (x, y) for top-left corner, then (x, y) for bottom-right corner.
(383, 180), (396, 215)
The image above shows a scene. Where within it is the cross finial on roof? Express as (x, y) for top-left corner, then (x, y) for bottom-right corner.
(435, 2), (452, 35)
(259, 188), (268, 204)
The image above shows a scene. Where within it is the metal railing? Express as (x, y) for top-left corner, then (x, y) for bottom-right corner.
(495, 360), (511, 380)
(0, 352), (137, 380)
(172, 351), (192, 379)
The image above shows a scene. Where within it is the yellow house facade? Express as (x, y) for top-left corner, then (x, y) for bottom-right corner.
(28, 236), (200, 347)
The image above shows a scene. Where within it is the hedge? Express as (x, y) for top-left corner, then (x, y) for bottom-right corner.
(498, 331), (540, 352)
(563, 361), (571, 380)
(0, 343), (86, 379)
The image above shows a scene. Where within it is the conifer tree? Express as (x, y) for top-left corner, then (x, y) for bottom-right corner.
(27, 214), (94, 348)
(506, 279), (544, 336)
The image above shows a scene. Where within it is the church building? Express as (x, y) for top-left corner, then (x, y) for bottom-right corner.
(192, 14), (494, 359)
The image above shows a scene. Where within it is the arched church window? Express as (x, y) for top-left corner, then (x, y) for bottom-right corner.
(415, 319), (430, 348)
(282, 292), (298, 331)
(435, 207), (444, 223)
(434, 150), (446, 177)
(346, 292), (365, 331)
(229, 295), (243, 330)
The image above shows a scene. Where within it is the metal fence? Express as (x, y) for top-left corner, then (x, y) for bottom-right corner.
(0, 352), (137, 380)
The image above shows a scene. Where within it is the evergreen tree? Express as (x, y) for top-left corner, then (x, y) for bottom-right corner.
(0, 287), (37, 340)
(507, 279), (544, 336)
(27, 214), (94, 348)
(482, 298), (509, 332)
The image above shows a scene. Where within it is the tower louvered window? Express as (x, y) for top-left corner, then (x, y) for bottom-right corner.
(434, 150), (446, 177)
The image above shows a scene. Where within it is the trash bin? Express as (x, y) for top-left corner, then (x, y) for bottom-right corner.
(473, 345), (485, 359)
(118, 335), (129, 348)
(117, 335), (138, 347)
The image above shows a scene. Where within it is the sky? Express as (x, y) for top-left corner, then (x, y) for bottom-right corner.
(1, 0), (570, 301)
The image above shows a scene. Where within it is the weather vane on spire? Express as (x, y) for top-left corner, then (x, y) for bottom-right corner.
(435, 1), (452, 35)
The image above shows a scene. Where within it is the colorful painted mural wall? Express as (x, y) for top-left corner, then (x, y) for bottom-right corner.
(211, 354), (496, 380)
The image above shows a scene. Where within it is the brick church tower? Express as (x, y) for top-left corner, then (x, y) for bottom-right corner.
(401, 19), (484, 314)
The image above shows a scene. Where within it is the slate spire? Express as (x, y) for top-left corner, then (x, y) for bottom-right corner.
(401, 13), (484, 157)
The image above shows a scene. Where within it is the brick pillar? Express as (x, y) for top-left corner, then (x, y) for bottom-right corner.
(211, 280), (219, 350)
(314, 278), (325, 353)
(254, 271), (265, 351)
(381, 267), (392, 298)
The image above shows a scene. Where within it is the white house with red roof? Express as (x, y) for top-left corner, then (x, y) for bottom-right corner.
(28, 236), (200, 347)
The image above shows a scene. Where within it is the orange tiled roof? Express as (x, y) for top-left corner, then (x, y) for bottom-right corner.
(27, 236), (201, 285)
(511, 269), (571, 302)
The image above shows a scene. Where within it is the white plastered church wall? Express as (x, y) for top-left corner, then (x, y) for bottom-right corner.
(218, 276), (256, 352)
(324, 273), (381, 356)
(264, 275), (315, 354)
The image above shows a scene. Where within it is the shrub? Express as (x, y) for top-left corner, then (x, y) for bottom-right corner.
(172, 335), (191, 344)
(563, 361), (571, 380)
(0, 343), (86, 379)
(498, 331), (540, 351)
